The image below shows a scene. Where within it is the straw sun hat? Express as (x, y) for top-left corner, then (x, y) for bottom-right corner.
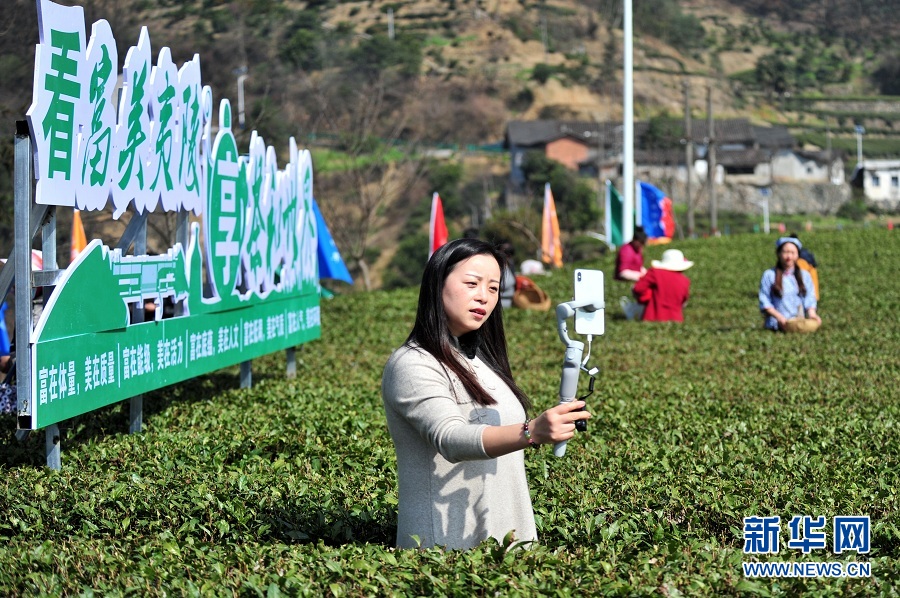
(651, 249), (694, 272)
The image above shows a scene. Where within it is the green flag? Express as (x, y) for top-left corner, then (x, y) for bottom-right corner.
(605, 181), (624, 247)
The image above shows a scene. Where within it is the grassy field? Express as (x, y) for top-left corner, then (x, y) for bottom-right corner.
(0, 228), (898, 596)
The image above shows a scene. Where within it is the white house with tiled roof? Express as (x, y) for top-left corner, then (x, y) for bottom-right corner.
(851, 159), (900, 208)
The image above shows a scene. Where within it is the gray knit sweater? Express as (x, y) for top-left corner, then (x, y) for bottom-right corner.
(381, 342), (537, 549)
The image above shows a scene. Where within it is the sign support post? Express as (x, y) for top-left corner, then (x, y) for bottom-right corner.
(240, 360), (252, 389)
(286, 347), (297, 379)
(175, 211), (189, 316)
(13, 122), (31, 430)
(129, 216), (148, 435)
(42, 205), (60, 468)
(14, 120), (40, 460)
(15, 120), (62, 469)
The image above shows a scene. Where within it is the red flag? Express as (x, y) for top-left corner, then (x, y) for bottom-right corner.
(71, 208), (87, 263)
(541, 183), (562, 268)
(661, 195), (676, 239)
(429, 192), (448, 258)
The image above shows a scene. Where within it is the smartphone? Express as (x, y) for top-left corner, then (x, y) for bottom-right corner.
(573, 269), (604, 336)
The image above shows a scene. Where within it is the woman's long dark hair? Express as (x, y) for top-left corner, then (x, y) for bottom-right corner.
(773, 240), (806, 298)
(406, 238), (532, 413)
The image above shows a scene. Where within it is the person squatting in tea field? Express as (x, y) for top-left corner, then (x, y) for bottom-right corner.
(759, 236), (821, 333)
(632, 249), (694, 323)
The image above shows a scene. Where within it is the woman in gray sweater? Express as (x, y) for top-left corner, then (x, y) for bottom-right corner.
(382, 238), (590, 549)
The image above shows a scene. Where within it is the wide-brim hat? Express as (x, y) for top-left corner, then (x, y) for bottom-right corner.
(651, 249), (694, 271)
(520, 259), (546, 275)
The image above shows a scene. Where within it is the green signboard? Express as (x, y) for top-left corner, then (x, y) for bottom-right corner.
(23, 0), (321, 430)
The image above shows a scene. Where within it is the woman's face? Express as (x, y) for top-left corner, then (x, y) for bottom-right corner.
(442, 253), (501, 337)
(778, 242), (799, 270)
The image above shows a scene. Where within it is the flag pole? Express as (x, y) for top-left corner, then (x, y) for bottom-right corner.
(634, 179), (642, 230)
(604, 180), (612, 247)
(622, 0), (634, 244)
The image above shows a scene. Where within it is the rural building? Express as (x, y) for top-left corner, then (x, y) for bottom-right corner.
(771, 150), (845, 185)
(503, 119), (851, 216)
(851, 159), (900, 209)
(504, 120), (622, 191)
(504, 119), (833, 190)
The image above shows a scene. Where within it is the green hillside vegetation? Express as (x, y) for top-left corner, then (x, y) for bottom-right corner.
(1, 228), (898, 594)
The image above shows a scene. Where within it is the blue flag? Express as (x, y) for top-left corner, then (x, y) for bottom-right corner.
(313, 198), (353, 285)
(0, 302), (9, 355)
(637, 181), (675, 240)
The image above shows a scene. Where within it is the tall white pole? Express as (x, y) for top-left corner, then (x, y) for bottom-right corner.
(234, 65), (248, 129)
(622, 0), (634, 243)
(855, 125), (865, 164)
(237, 74), (247, 129)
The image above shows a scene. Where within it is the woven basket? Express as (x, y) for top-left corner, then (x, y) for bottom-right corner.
(783, 317), (821, 334)
(512, 287), (551, 311)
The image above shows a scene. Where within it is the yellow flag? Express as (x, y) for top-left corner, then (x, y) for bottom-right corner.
(541, 183), (562, 268)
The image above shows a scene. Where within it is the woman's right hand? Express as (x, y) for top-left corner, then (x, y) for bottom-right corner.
(764, 307), (787, 330)
(530, 400), (592, 445)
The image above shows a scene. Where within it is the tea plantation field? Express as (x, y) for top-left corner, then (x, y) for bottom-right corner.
(1, 228), (898, 596)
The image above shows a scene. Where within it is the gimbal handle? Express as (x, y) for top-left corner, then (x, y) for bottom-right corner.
(553, 300), (601, 457)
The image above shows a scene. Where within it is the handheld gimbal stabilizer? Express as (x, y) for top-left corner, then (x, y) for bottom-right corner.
(554, 269), (605, 457)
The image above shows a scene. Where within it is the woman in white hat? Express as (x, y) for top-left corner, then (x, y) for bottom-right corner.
(759, 236), (820, 332)
(632, 249), (694, 322)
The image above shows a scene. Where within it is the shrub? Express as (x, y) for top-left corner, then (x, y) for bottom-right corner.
(633, 0), (706, 53)
(836, 197), (869, 221)
(281, 29), (324, 71)
(531, 63), (556, 84)
(348, 33), (424, 79)
(382, 231), (429, 289)
(520, 152), (600, 231)
(565, 234), (608, 262)
(873, 53), (900, 95)
(507, 87), (534, 112)
(424, 161), (466, 218)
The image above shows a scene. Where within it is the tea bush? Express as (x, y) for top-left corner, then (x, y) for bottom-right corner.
(0, 228), (897, 595)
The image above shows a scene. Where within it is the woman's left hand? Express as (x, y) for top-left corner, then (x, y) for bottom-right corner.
(530, 400), (592, 445)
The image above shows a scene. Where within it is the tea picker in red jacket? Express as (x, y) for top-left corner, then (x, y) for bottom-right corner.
(614, 226), (648, 282)
(615, 227), (648, 320)
(632, 249), (694, 322)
